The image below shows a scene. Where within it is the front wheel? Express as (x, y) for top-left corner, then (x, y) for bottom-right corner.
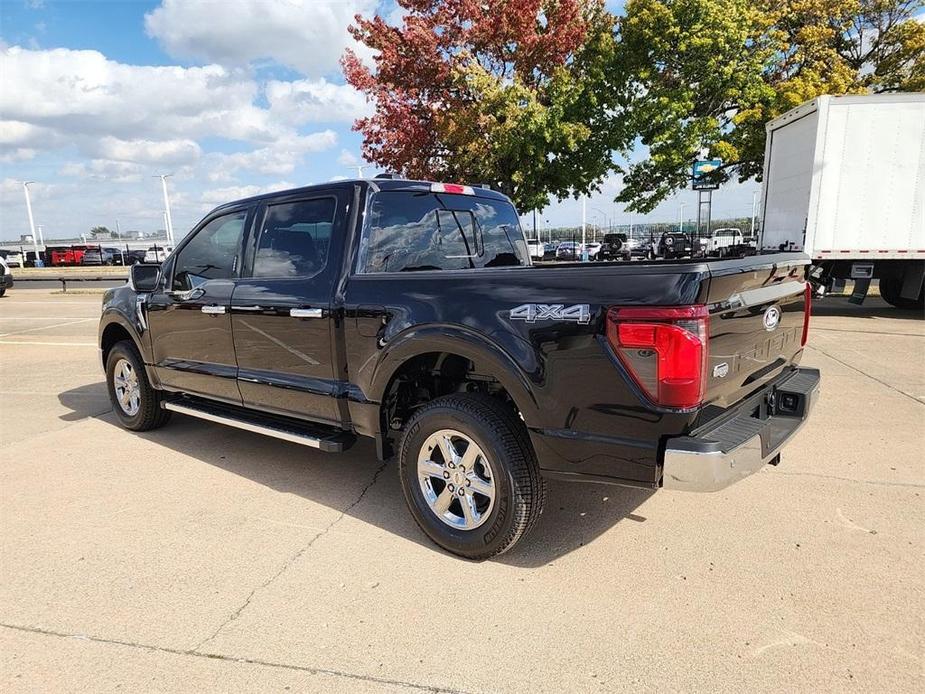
(398, 394), (546, 560)
(105, 340), (171, 431)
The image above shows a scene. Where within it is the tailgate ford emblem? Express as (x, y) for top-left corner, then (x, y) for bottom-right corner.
(763, 305), (781, 331)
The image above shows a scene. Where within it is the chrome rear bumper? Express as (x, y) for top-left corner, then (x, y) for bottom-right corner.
(662, 368), (820, 492)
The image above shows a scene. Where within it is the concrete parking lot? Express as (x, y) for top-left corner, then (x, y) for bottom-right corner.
(0, 287), (922, 692)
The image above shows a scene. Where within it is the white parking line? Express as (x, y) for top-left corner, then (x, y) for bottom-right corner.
(1, 300), (101, 305)
(0, 340), (97, 346)
(0, 318), (96, 337)
(0, 316), (99, 320)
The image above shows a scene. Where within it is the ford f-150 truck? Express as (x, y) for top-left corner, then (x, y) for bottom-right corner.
(99, 177), (819, 559)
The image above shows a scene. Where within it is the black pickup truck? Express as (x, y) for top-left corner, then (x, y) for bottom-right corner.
(99, 178), (819, 558)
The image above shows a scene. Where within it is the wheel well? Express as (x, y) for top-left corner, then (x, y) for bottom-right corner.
(100, 323), (133, 366)
(379, 352), (519, 458)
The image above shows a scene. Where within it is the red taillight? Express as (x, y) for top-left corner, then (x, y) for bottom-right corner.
(606, 305), (709, 410)
(801, 282), (812, 346)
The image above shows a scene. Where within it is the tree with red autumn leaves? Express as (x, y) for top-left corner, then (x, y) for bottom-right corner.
(342, 0), (620, 212)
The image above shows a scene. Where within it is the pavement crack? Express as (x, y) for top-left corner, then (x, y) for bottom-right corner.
(192, 460), (389, 652)
(767, 469), (925, 489)
(806, 344), (923, 405)
(0, 622), (468, 694)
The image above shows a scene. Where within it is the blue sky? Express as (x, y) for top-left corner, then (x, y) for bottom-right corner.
(0, 0), (758, 241)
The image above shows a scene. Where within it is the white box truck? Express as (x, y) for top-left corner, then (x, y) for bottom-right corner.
(759, 93), (925, 308)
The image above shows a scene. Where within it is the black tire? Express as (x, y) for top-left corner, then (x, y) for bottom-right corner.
(398, 394), (546, 560)
(105, 340), (171, 431)
(0, 288), (5, 297)
(879, 275), (924, 310)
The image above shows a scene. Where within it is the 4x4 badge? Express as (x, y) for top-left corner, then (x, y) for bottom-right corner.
(510, 303), (591, 324)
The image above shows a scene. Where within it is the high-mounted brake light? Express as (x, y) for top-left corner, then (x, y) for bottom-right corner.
(431, 182), (475, 195)
(801, 282), (812, 346)
(605, 305), (709, 410)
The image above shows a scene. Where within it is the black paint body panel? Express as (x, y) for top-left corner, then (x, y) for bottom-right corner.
(99, 178), (812, 488)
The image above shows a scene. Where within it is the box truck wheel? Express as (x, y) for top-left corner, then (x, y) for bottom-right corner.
(880, 275), (924, 310)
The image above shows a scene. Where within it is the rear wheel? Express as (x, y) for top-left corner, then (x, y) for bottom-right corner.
(398, 394), (546, 559)
(879, 275), (924, 310)
(105, 340), (171, 431)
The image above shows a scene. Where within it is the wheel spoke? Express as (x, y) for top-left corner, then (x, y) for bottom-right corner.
(459, 441), (480, 470)
(467, 475), (494, 500)
(460, 493), (478, 527)
(432, 487), (454, 515)
(438, 435), (458, 465)
(419, 458), (446, 480)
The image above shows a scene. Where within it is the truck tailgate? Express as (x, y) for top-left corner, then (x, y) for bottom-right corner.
(704, 254), (810, 407)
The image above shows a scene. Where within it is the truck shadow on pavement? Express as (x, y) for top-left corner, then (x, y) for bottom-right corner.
(812, 296), (924, 319)
(59, 382), (652, 567)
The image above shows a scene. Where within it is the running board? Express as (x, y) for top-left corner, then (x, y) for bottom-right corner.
(163, 400), (353, 452)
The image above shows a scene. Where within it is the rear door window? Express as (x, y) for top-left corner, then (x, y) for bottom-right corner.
(360, 191), (527, 273)
(253, 197), (336, 278)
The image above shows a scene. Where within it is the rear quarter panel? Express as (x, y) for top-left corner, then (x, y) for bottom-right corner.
(343, 262), (710, 484)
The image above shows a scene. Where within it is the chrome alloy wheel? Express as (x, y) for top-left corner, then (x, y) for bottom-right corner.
(113, 358), (141, 416)
(417, 429), (496, 531)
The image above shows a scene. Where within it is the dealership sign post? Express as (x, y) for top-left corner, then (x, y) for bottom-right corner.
(692, 159), (722, 247)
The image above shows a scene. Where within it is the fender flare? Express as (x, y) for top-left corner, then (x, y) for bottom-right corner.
(98, 308), (150, 365)
(368, 323), (541, 424)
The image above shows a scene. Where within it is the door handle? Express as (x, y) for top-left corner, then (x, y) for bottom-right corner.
(290, 308), (324, 319)
(201, 305), (226, 315)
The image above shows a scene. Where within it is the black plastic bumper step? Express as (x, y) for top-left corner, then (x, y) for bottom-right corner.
(163, 397), (354, 452)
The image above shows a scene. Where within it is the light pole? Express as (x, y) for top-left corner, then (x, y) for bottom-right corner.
(678, 202), (686, 233)
(348, 164), (367, 178)
(581, 196), (588, 262)
(750, 191), (758, 237)
(22, 181), (41, 266)
(154, 174), (174, 245)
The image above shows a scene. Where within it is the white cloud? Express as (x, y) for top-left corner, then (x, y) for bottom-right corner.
(0, 46), (277, 144)
(337, 149), (360, 166)
(200, 181), (296, 208)
(58, 159), (147, 183)
(266, 78), (371, 124)
(205, 131), (338, 179)
(144, 0), (377, 78)
(93, 137), (202, 166)
(0, 45), (340, 188)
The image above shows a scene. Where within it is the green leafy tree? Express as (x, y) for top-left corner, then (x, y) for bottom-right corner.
(89, 225), (112, 238)
(613, 0), (925, 212)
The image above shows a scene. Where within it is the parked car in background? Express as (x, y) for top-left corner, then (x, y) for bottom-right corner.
(0, 251), (24, 268)
(657, 232), (694, 259)
(700, 228), (745, 256)
(585, 242), (602, 260)
(597, 233), (626, 261)
(0, 256), (12, 297)
(82, 248), (115, 266)
(124, 249), (147, 265)
(143, 246), (173, 263)
(555, 241), (581, 260)
(526, 239), (545, 260)
(50, 247), (88, 266)
(105, 248), (130, 265)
